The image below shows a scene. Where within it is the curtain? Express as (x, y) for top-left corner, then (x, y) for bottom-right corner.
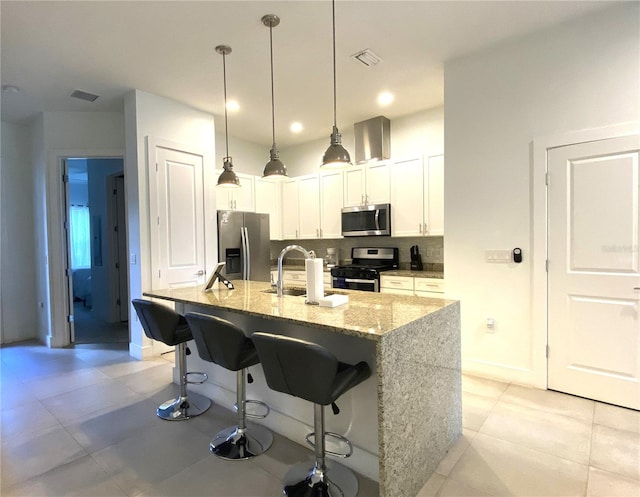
(69, 206), (91, 269)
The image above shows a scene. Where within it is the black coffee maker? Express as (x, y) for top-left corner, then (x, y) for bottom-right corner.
(410, 245), (423, 271)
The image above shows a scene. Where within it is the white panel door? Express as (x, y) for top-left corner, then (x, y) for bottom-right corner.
(548, 134), (640, 410)
(151, 146), (205, 290)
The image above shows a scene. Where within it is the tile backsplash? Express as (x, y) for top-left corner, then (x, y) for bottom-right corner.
(270, 236), (444, 272)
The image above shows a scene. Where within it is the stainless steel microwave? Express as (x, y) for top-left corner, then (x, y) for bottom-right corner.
(341, 203), (391, 237)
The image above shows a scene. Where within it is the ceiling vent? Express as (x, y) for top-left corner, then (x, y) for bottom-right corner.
(351, 49), (382, 67)
(70, 89), (100, 102)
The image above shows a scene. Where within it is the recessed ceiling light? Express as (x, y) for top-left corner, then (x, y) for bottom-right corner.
(377, 91), (394, 106)
(226, 100), (239, 112)
(2, 85), (20, 93)
(290, 122), (303, 133)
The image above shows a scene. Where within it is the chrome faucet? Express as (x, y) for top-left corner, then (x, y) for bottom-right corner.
(277, 245), (315, 297)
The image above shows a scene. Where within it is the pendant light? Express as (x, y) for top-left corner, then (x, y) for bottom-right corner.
(216, 45), (241, 188)
(321, 0), (352, 169)
(261, 14), (288, 180)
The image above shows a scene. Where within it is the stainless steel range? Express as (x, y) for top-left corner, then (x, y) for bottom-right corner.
(330, 247), (399, 292)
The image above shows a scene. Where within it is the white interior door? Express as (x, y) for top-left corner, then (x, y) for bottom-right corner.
(150, 144), (205, 290)
(548, 134), (640, 410)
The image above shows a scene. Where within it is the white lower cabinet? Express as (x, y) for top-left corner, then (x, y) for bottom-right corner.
(380, 275), (414, 295)
(274, 270), (332, 290)
(380, 275), (445, 298)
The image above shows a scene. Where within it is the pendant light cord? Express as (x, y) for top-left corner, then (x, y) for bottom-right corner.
(269, 24), (276, 146)
(222, 51), (230, 159)
(332, 0), (337, 129)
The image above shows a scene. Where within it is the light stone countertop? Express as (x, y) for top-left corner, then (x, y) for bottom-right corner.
(144, 279), (456, 342)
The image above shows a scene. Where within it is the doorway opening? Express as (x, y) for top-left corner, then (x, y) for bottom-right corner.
(63, 157), (129, 344)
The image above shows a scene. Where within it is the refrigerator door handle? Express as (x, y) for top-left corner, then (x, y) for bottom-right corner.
(240, 226), (248, 280)
(244, 226), (251, 280)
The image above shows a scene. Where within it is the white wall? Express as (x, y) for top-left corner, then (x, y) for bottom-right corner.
(1, 122), (38, 343)
(282, 107), (444, 177)
(444, 3), (640, 387)
(124, 90), (216, 359)
(214, 127), (265, 178)
(39, 112), (125, 346)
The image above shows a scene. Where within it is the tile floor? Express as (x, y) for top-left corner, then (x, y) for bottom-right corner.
(1, 341), (638, 497)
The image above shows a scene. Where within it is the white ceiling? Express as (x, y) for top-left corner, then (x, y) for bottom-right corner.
(1, 0), (621, 147)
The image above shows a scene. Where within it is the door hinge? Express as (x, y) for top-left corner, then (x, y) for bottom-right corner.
(158, 269), (161, 278)
(114, 225), (118, 232)
(157, 216), (160, 225)
(62, 174), (69, 183)
(545, 172), (550, 186)
(545, 259), (549, 272)
(155, 162), (159, 172)
(546, 345), (550, 358)
(67, 314), (74, 323)
(116, 298), (121, 306)
(66, 268), (72, 277)
(112, 189), (117, 195)
(115, 262), (119, 269)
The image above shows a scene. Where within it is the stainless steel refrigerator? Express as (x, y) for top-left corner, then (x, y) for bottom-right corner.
(217, 211), (271, 282)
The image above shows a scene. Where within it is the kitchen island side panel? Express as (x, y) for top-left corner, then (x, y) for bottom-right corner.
(376, 300), (461, 497)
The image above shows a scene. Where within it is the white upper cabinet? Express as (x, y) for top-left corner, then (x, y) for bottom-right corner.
(390, 155), (444, 237)
(281, 178), (300, 239)
(343, 161), (390, 206)
(425, 155), (444, 236)
(298, 174), (321, 239)
(319, 170), (343, 239)
(215, 171), (255, 212)
(390, 157), (424, 236)
(255, 177), (282, 240)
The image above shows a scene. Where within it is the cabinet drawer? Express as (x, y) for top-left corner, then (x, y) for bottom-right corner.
(284, 271), (306, 284)
(380, 275), (414, 291)
(381, 288), (414, 296)
(414, 278), (444, 293)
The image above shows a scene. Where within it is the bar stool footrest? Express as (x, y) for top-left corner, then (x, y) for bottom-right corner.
(304, 431), (353, 458)
(186, 371), (208, 384)
(234, 399), (270, 419)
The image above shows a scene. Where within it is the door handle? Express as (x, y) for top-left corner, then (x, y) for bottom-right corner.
(196, 270), (205, 276)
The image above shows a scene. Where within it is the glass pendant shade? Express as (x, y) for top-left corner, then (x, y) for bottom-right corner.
(263, 145), (287, 179)
(322, 125), (352, 168)
(217, 157), (240, 188)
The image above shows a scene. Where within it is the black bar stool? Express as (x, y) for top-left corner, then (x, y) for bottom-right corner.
(252, 332), (371, 497)
(131, 299), (211, 420)
(185, 312), (273, 460)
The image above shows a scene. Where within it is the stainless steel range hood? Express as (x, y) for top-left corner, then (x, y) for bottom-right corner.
(354, 116), (390, 164)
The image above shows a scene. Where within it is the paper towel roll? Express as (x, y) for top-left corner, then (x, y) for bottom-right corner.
(305, 258), (324, 304)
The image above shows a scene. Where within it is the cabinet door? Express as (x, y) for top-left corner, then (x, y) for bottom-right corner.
(232, 173), (255, 212)
(390, 158), (423, 236)
(365, 161), (390, 204)
(343, 165), (365, 206)
(255, 178), (282, 240)
(281, 179), (300, 239)
(425, 155), (444, 236)
(320, 170), (343, 238)
(298, 175), (320, 239)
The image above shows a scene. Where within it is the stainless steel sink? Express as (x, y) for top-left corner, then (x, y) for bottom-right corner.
(261, 288), (307, 297)
(261, 288), (339, 298)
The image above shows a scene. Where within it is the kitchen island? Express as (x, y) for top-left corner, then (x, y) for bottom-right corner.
(144, 280), (461, 497)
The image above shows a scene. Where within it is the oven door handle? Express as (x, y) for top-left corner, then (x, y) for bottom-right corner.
(374, 209), (380, 231)
(344, 278), (375, 284)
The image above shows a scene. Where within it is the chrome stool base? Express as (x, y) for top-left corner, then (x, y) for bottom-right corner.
(210, 424), (273, 460)
(156, 392), (212, 421)
(283, 460), (358, 497)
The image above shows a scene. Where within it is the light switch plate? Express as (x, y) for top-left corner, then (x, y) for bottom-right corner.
(485, 250), (511, 263)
